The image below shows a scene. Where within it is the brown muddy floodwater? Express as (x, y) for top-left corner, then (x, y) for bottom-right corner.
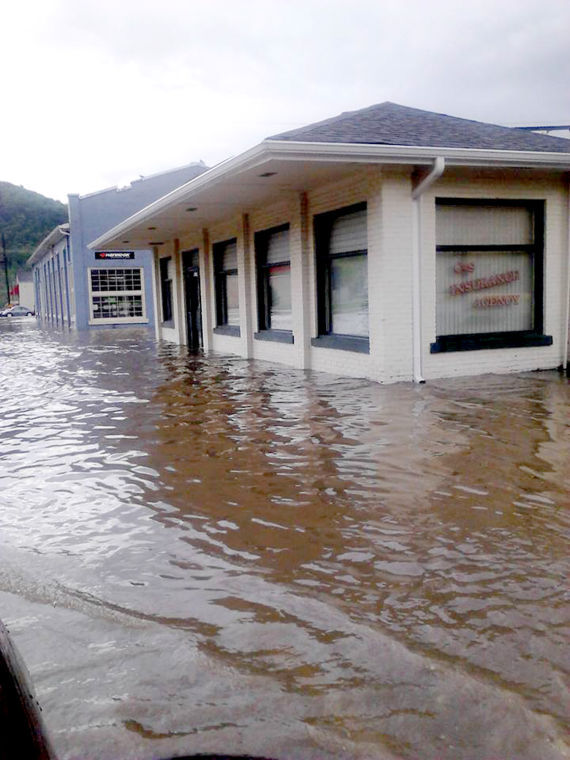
(0, 320), (568, 760)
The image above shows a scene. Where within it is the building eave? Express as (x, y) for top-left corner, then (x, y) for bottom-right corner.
(89, 140), (570, 251)
(28, 223), (70, 266)
(264, 139), (570, 168)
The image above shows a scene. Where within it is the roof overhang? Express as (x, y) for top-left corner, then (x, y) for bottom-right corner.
(90, 140), (570, 251)
(28, 223), (70, 266)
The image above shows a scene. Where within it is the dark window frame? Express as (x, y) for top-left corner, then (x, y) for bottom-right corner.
(312, 202), (369, 353)
(159, 256), (173, 325)
(431, 198), (552, 354)
(213, 238), (240, 337)
(254, 223), (294, 344)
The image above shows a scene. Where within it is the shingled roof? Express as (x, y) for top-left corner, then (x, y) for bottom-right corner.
(268, 102), (570, 154)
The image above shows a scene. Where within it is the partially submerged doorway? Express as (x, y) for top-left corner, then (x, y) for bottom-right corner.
(182, 249), (203, 351)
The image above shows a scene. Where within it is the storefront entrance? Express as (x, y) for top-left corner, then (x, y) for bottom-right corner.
(182, 249), (202, 351)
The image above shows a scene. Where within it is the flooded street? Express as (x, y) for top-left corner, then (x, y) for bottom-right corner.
(0, 320), (568, 760)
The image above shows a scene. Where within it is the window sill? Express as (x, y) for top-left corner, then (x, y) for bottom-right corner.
(311, 334), (370, 353)
(213, 325), (241, 337)
(89, 318), (148, 325)
(430, 332), (553, 353)
(254, 329), (294, 344)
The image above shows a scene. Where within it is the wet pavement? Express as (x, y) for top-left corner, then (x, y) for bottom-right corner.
(0, 319), (569, 760)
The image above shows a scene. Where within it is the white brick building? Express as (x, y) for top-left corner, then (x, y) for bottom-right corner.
(91, 103), (570, 383)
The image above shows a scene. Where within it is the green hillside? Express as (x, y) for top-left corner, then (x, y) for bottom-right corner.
(0, 181), (68, 304)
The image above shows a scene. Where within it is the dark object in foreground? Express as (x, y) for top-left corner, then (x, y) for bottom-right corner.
(0, 620), (274, 760)
(0, 620), (57, 760)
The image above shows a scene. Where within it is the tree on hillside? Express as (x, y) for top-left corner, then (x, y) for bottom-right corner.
(0, 182), (68, 304)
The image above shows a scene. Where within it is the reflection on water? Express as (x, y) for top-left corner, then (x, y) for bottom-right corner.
(0, 321), (569, 760)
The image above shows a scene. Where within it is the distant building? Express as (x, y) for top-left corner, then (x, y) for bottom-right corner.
(29, 162), (207, 330)
(91, 102), (570, 382)
(9, 270), (35, 310)
(516, 124), (570, 141)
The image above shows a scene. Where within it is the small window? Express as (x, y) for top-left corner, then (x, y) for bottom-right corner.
(214, 239), (240, 335)
(159, 257), (173, 323)
(431, 199), (552, 353)
(313, 203), (369, 353)
(255, 224), (293, 342)
(88, 267), (146, 323)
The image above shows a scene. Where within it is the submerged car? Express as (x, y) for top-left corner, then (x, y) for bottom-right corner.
(0, 305), (35, 317)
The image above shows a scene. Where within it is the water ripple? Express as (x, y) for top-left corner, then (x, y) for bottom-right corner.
(1, 321), (569, 760)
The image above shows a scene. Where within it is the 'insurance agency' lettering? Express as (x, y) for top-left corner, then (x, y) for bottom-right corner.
(449, 269), (520, 296)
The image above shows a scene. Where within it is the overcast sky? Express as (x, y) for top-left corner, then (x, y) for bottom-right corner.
(2, 0), (569, 203)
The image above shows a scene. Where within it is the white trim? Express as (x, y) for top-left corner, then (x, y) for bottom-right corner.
(263, 140), (570, 169)
(151, 252), (162, 340)
(563, 181), (570, 369)
(411, 157), (446, 382)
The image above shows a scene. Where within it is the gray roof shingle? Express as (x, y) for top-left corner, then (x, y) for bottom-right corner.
(267, 102), (570, 153)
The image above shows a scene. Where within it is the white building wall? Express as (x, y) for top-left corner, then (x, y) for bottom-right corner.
(152, 251), (162, 342)
(172, 239), (186, 345)
(151, 165), (569, 384)
(207, 215), (247, 357)
(421, 170), (569, 380)
(249, 196), (301, 368)
(373, 169), (415, 383)
(306, 169), (379, 380)
(156, 242), (183, 345)
(17, 280), (35, 310)
(162, 231), (211, 349)
(199, 229), (214, 353)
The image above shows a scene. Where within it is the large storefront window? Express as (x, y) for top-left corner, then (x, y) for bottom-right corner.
(431, 200), (551, 353)
(255, 224), (293, 342)
(313, 203), (369, 353)
(89, 268), (145, 323)
(214, 239), (240, 335)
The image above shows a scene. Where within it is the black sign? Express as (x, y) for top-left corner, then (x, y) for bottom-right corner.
(95, 251), (135, 260)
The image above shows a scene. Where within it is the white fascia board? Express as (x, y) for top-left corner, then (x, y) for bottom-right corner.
(28, 224), (70, 266)
(264, 139), (570, 168)
(90, 139), (570, 250)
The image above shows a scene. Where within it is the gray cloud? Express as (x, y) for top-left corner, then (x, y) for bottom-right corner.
(3, 0), (569, 201)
